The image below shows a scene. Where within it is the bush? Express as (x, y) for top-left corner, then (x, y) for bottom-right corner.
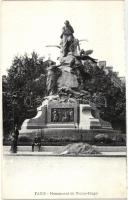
(18, 136), (32, 143)
(94, 134), (113, 144)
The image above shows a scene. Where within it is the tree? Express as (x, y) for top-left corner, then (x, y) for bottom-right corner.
(100, 86), (126, 132)
(83, 63), (126, 132)
(2, 52), (126, 140)
(2, 52), (48, 138)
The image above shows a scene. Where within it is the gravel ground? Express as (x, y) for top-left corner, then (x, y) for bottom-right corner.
(2, 155), (126, 199)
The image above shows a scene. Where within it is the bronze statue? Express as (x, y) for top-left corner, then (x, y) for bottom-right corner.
(60, 20), (74, 57)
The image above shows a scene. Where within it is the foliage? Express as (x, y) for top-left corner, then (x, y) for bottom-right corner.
(2, 52), (48, 138)
(82, 63), (126, 132)
(2, 52), (126, 139)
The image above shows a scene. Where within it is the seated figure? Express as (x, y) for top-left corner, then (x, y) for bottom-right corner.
(32, 135), (41, 152)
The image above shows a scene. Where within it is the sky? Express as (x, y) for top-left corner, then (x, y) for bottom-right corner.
(1, 0), (126, 76)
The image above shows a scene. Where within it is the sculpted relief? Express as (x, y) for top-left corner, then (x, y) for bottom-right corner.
(51, 108), (74, 123)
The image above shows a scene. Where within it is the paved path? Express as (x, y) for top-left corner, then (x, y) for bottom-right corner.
(3, 156), (126, 199)
(3, 146), (126, 156)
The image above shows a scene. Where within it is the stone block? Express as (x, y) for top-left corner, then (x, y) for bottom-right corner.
(79, 104), (101, 130)
(57, 66), (78, 89)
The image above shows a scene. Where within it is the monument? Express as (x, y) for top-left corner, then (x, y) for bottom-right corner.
(19, 21), (112, 142)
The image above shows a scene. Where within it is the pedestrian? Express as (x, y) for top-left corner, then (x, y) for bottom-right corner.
(10, 124), (19, 153)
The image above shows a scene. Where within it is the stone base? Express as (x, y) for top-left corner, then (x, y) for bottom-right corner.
(19, 127), (80, 143)
(20, 95), (78, 131)
(19, 99), (103, 143)
(79, 104), (101, 130)
(18, 127), (122, 146)
(46, 123), (78, 128)
(90, 118), (102, 129)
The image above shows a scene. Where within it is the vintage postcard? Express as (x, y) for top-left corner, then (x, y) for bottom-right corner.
(1, 0), (127, 199)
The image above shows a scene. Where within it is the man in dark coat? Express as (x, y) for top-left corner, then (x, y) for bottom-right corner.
(10, 124), (19, 153)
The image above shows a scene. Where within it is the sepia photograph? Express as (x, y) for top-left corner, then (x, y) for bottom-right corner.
(1, 0), (127, 199)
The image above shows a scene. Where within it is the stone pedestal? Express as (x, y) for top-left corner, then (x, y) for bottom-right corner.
(79, 104), (101, 130)
(19, 96), (79, 140)
(20, 100), (47, 130)
(20, 100), (102, 140)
